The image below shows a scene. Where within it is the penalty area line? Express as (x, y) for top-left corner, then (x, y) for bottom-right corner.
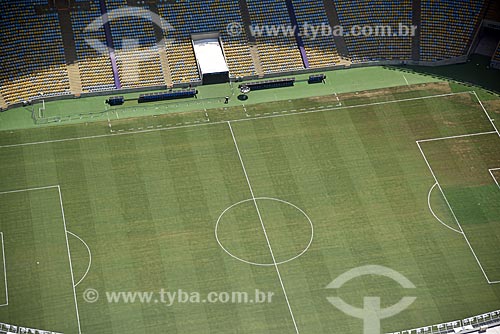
(0, 185), (89, 323)
(57, 186), (82, 334)
(489, 168), (500, 190)
(427, 183), (463, 235)
(417, 131), (497, 143)
(0, 185), (60, 195)
(472, 91), (500, 138)
(417, 142), (496, 284)
(66, 231), (92, 288)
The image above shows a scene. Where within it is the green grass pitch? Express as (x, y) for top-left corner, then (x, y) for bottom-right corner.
(0, 85), (499, 334)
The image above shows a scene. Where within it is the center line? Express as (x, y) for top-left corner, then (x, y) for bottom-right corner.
(227, 121), (300, 334)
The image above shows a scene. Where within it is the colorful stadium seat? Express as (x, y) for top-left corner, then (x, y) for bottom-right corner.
(0, 0), (494, 107)
(246, 0), (305, 74)
(105, 0), (165, 88)
(491, 41), (500, 69)
(0, 0), (71, 105)
(71, 0), (116, 92)
(420, 0), (484, 62)
(157, 0), (256, 84)
(334, 0), (413, 62)
(291, 0), (341, 68)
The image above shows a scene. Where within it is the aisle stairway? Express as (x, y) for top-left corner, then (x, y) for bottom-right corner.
(412, 0), (422, 61)
(57, 9), (83, 96)
(98, 0), (121, 88)
(238, 0), (264, 77)
(150, 3), (173, 87)
(0, 92), (7, 110)
(321, 0), (349, 57)
(284, 0), (309, 68)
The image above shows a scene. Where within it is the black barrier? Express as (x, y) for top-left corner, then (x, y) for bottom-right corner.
(138, 89), (198, 103)
(106, 96), (125, 106)
(238, 78), (295, 91)
(308, 74), (326, 84)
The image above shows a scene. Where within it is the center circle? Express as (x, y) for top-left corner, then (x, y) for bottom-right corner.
(215, 197), (314, 266)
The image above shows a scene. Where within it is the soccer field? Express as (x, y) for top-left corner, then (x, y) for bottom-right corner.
(0, 85), (499, 333)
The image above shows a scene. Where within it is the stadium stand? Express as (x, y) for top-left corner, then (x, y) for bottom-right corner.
(284, 0), (309, 67)
(156, 3), (199, 84)
(291, 0), (340, 68)
(334, 0), (413, 63)
(420, 0), (485, 62)
(0, 91), (7, 111)
(0, 0), (71, 106)
(492, 41), (500, 69)
(0, 321), (62, 334)
(484, 0), (500, 21)
(237, 0), (265, 77)
(57, 6), (84, 96)
(389, 309), (500, 334)
(70, 0), (116, 92)
(157, 0), (256, 84)
(147, 3), (174, 87)
(0, 0), (495, 108)
(105, 0), (165, 88)
(246, 0), (304, 74)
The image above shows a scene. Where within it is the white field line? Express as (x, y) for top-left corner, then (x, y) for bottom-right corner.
(403, 75), (410, 87)
(472, 91), (500, 138)
(67, 231), (92, 287)
(489, 169), (500, 189)
(107, 112), (112, 129)
(417, 142), (497, 284)
(427, 183), (463, 234)
(0, 92), (471, 149)
(0, 186), (84, 326)
(57, 186), (82, 334)
(0, 232), (8, 306)
(230, 92), (464, 124)
(334, 92), (341, 106)
(0, 186), (60, 307)
(0, 185), (59, 195)
(0, 121), (219, 149)
(417, 131), (497, 143)
(227, 121), (300, 334)
(416, 92), (500, 282)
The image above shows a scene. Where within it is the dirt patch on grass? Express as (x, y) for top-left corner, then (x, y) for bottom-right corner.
(484, 100), (500, 115)
(307, 82), (451, 104)
(492, 170), (500, 184)
(449, 139), (475, 157)
(443, 137), (500, 187)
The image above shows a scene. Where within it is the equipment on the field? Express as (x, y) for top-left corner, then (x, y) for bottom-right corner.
(238, 77), (295, 91)
(105, 96), (125, 106)
(138, 89), (198, 103)
(308, 74), (326, 84)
